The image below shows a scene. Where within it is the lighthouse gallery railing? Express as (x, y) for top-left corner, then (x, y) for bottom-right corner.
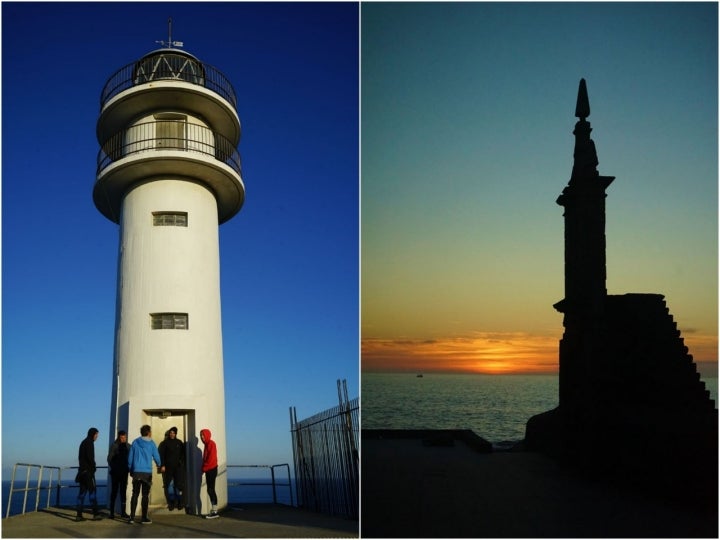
(99, 53), (237, 109)
(96, 120), (242, 177)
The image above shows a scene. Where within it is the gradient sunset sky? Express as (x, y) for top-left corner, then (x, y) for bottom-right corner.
(361, 2), (717, 375)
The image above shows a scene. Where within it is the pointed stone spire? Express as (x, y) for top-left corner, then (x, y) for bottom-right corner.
(575, 78), (590, 119)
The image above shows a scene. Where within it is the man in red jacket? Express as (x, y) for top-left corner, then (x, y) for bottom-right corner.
(200, 428), (219, 519)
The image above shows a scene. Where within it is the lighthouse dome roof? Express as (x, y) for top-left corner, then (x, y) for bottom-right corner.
(139, 47), (201, 62)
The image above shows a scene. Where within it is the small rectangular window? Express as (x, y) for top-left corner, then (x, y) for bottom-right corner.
(151, 313), (189, 330)
(153, 211), (188, 227)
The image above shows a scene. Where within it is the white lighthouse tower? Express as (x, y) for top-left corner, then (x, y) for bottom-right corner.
(94, 27), (243, 514)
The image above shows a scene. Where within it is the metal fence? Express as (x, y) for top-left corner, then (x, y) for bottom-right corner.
(290, 379), (359, 519)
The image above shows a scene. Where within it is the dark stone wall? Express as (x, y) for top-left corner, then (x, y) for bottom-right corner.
(527, 293), (717, 504)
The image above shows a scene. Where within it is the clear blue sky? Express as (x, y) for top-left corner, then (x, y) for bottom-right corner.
(362, 2), (718, 377)
(2, 2), (359, 474)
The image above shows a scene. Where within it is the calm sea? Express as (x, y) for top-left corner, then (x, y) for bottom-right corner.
(362, 372), (719, 444)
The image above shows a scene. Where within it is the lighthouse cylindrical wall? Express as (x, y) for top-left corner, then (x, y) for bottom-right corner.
(112, 178), (228, 512)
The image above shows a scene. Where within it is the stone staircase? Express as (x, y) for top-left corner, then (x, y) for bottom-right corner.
(602, 293), (715, 413)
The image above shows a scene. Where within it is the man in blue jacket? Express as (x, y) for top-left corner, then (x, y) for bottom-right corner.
(127, 425), (163, 524)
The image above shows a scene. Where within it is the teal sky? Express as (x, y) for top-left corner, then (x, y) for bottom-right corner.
(362, 2), (717, 373)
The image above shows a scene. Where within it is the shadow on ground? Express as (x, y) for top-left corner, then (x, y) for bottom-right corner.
(1, 504), (358, 538)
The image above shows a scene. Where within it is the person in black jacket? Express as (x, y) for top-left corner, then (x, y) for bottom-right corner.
(107, 430), (131, 519)
(158, 426), (186, 511)
(75, 427), (101, 521)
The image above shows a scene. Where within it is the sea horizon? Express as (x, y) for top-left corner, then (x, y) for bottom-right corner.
(362, 371), (719, 444)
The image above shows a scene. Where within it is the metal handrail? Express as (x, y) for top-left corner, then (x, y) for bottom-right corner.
(226, 464), (294, 507)
(96, 120), (242, 177)
(100, 52), (237, 109)
(5, 464), (108, 518)
(5, 462), (291, 518)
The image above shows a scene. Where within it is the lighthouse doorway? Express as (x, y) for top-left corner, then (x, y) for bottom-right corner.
(144, 410), (191, 510)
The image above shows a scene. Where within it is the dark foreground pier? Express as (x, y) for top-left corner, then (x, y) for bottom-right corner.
(361, 430), (717, 538)
(1, 503), (358, 538)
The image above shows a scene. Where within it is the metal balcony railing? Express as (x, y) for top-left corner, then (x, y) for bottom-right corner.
(96, 120), (242, 177)
(100, 51), (237, 109)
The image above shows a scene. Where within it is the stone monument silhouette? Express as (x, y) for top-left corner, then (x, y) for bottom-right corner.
(526, 79), (717, 497)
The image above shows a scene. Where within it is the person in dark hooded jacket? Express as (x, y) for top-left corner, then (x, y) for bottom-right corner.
(200, 428), (219, 518)
(107, 430), (131, 519)
(75, 427), (101, 521)
(158, 426), (186, 511)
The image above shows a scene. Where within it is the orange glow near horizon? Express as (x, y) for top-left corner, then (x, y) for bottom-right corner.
(362, 331), (718, 375)
(681, 332), (718, 365)
(362, 332), (560, 374)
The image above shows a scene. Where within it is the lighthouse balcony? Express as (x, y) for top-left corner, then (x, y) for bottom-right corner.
(94, 120), (244, 224)
(97, 50), (240, 145)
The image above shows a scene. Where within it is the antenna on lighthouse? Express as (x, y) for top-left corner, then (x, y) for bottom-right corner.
(156, 17), (184, 49)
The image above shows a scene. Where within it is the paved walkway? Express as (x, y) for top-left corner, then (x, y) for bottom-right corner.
(1, 504), (358, 538)
(362, 431), (718, 538)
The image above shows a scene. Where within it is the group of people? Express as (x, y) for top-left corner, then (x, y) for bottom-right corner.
(75, 425), (220, 523)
